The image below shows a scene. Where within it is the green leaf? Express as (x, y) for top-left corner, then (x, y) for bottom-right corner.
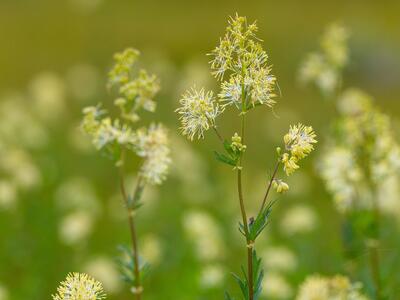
(214, 151), (237, 166)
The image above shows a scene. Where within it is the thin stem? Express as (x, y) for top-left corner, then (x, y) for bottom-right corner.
(212, 124), (224, 143)
(119, 164), (143, 300)
(237, 71), (254, 300)
(368, 198), (382, 300)
(368, 241), (382, 300)
(258, 161), (280, 214)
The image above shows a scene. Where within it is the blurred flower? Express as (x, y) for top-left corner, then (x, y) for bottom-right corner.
(319, 92), (400, 213)
(0, 149), (41, 189)
(84, 257), (122, 294)
(66, 64), (100, 102)
(200, 264), (225, 289)
(55, 177), (100, 215)
(183, 211), (224, 261)
(140, 234), (162, 265)
(296, 274), (368, 300)
(280, 204), (317, 235)
(299, 23), (349, 95)
(176, 87), (221, 140)
(0, 284), (9, 300)
(337, 88), (373, 116)
(261, 272), (293, 299)
(261, 246), (297, 273)
(29, 72), (66, 122)
(170, 134), (212, 202)
(321, 24), (350, 67)
(135, 123), (171, 185)
(59, 211), (94, 245)
(53, 272), (106, 300)
(0, 180), (17, 210)
(0, 94), (48, 149)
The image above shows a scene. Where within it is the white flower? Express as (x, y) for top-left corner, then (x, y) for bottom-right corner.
(52, 272), (106, 300)
(261, 272), (293, 299)
(200, 264), (225, 289)
(261, 246), (297, 272)
(135, 124), (171, 185)
(296, 275), (368, 300)
(280, 205), (317, 235)
(176, 87), (221, 140)
(59, 211), (94, 245)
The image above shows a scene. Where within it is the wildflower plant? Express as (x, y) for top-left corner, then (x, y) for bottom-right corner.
(177, 14), (317, 300)
(81, 48), (171, 299)
(300, 25), (400, 299)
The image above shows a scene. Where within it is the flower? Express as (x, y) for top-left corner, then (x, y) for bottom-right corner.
(280, 205), (317, 235)
(176, 87), (221, 140)
(299, 23), (349, 95)
(231, 133), (246, 152)
(296, 275), (368, 300)
(52, 272), (106, 300)
(284, 124), (317, 159)
(210, 14), (277, 110)
(108, 48), (140, 87)
(281, 124), (317, 176)
(135, 123), (171, 185)
(272, 179), (289, 193)
(261, 272), (293, 299)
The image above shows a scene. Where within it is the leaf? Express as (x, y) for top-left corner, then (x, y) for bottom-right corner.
(214, 151), (237, 166)
(248, 200), (276, 241)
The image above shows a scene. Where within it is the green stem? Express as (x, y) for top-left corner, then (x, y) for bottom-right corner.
(368, 199), (382, 300)
(119, 159), (143, 300)
(238, 72), (254, 300)
(258, 161), (280, 214)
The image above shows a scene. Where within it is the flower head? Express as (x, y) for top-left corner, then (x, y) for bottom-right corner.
(284, 124), (317, 159)
(176, 87), (221, 140)
(210, 14), (277, 110)
(52, 272), (106, 300)
(281, 124), (317, 176)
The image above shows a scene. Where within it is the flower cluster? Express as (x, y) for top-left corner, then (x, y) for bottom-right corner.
(81, 48), (171, 185)
(299, 23), (349, 95)
(108, 48), (160, 122)
(231, 133), (246, 152)
(52, 272), (106, 300)
(135, 124), (171, 185)
(177, 15), (277, 140)
(176, 87), (221, 140)
(320, 89), (400, 212)
(296, 274), (368, 300)
(281, 124), (317, 176)
(210, 14), (277, 109)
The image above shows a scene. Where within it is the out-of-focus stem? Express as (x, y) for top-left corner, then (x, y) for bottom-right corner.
(119, 160), (143, 300)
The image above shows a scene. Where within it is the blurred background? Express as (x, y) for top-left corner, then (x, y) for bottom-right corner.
(0, 0), (399, 299)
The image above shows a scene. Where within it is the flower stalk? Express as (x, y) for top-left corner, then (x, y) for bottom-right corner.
(177, 15), (317, 299)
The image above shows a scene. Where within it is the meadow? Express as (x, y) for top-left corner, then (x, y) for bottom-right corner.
(0, 1), (400, 299)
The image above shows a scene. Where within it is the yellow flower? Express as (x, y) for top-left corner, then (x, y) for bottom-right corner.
(272, 179), (289, 193)
(281, 153), (299, 176)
